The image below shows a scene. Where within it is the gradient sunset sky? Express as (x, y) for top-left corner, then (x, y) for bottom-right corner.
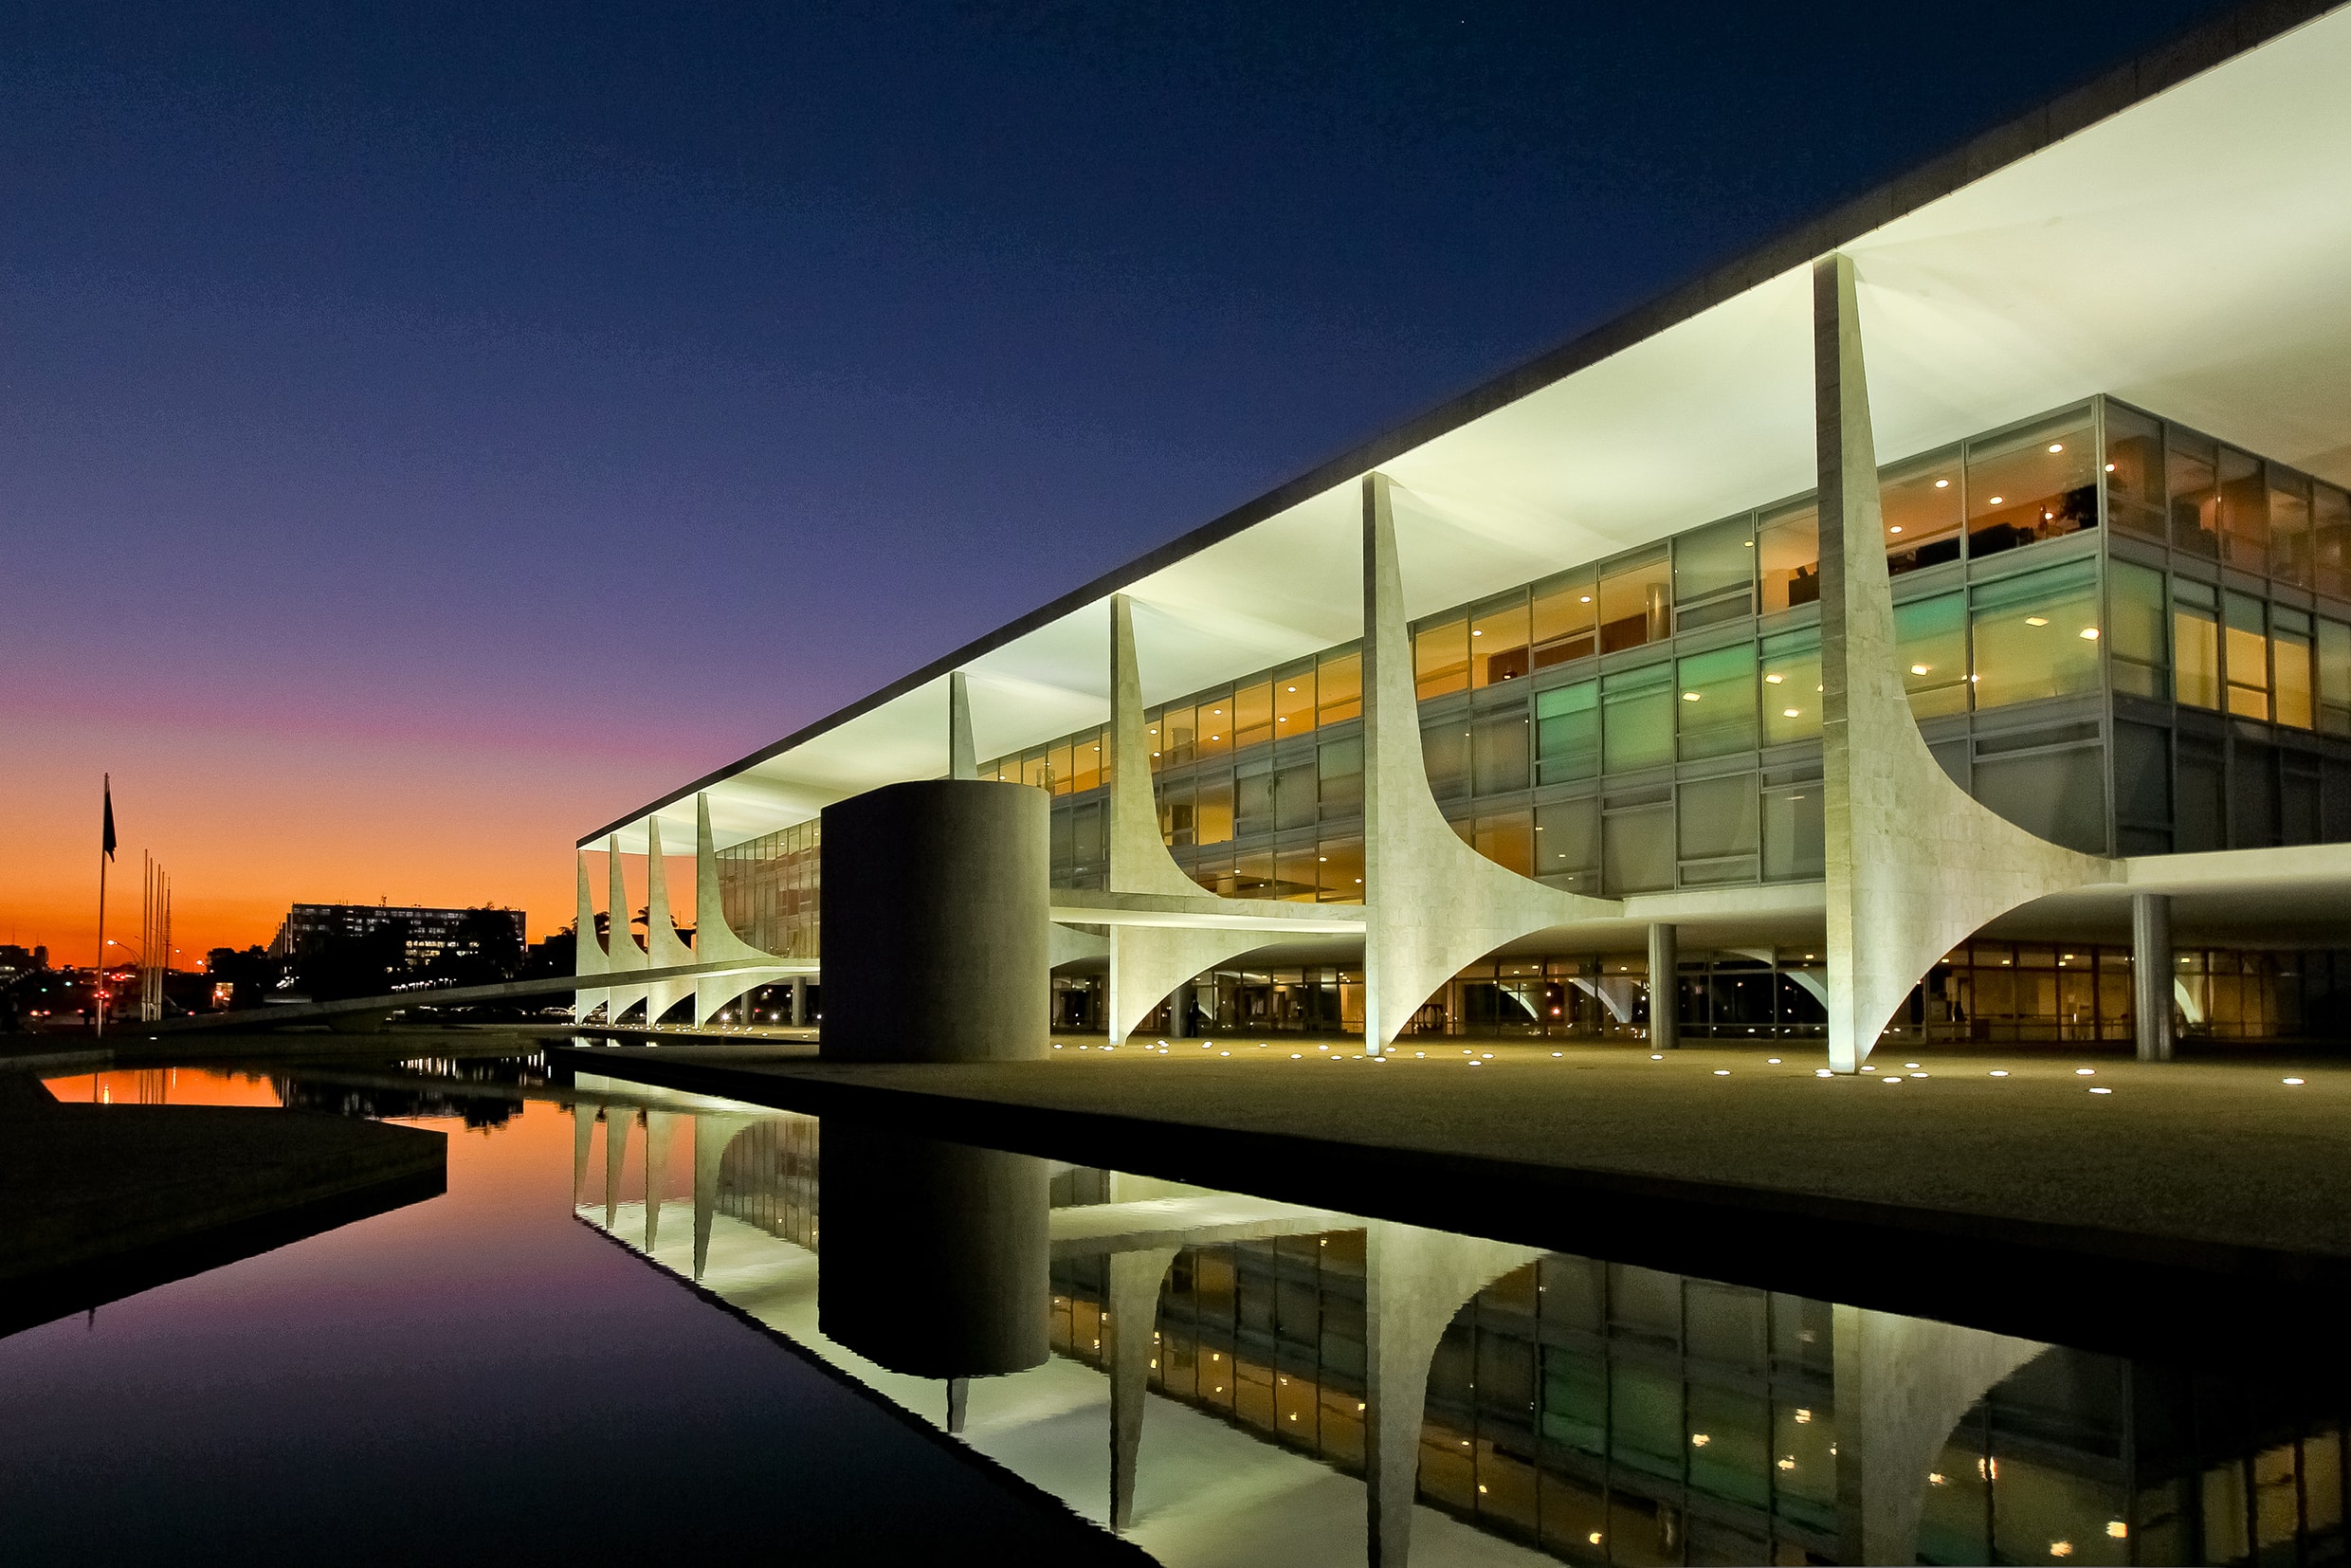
(5, 1), (2228, 962)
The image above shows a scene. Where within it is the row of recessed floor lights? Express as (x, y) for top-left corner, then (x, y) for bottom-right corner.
(1050, 1042), (2317, 1090)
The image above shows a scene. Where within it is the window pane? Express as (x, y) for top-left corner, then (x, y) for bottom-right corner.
(1880, 447), (1963, 574)
(2270, 471), (2313, 586)
(1157, 775), (1193, 846)
(1894, 592), (1969, 717)
(1196, 691), (1233, 757)
(1423, 718), (1471, 799)
(1974, 743), (2107, 855)
(2104, 402), (2165, 539)
(1966, 410), (2096, 558)
(1471, 595), (1532, 687)
(1757, 501), (1819, 614)
(2275, 632), (2314, 729)
(1678, 775), (1758, 862)
(1677, 643), (1759, 759)
(1159, 703), (1195, 765)
(1318, 835), (1364, 901)
(1050, 740), (1075, 794)
(1317, 650), (1362, 725)
(2175, 608), (2220, 710)
(1759, 629), (1822, 743)
(1602, 805), (1674, 894)
(1318, 736), (1364, 814)
(1473, 703), (1531, 793)
(1675, 516), (1754, 606)
(1602, 664), (1675, 773)
(1022, 750), (1050, 790)
(2218, 447), (2267, 574)
(2316, 485), (2351, 599)
(1068, 728), (1103, 793)
(1598, 552), (1671, 653)
(2107, 559), (2167, 700)
(1474, 811), (1534, 877)
(1760, 783), (1825, 880)
(1275, 758), (1317, 830)
(2167, 428), (2219, 558)
(1233, 681), (1274, 749)
(1531, 574), (1597, 668)
(1195, 774), (1234, 844)
(1536, 681), (1600, 783)
(2224, 592), (2269, 720)
(1234, 766), (1274, 835)
(1274, 666), (1315, 736)
(1970, 564), (2100, 709)
(2319, 619), (2351, 736)
(1534, 798), (1599, 895)
(1414, 619), (1470, 699)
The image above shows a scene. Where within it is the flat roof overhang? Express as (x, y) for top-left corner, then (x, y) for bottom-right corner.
(589, 0), (2351, 855)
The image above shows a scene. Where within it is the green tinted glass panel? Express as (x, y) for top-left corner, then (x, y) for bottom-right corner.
(2107, 558), (2167, 700)
(1675, 643), (1759, 758)
(1894, 592), (1968, 716)
(1535, 680), (1599, 783)
(1972, 562), (2100, 709)
(1602, 663), (1674, 774)
(1759, 629), (1821, 743)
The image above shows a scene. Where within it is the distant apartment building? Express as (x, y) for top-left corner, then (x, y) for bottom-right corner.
(269, 903), (525, 967)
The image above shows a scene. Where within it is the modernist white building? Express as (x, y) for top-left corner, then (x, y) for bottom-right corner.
(577, 0), (2351, 1069)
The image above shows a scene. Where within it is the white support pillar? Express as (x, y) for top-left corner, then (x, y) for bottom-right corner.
(603, 835), (648, 1024)
(1812, 252), (2115, 1071)
(1360, 473), (1622, 1052)
(643, 819), (699, 1026)
(1103, 593), (1277, 1045)
(2132, 892), (2175, 1062)
(948, 669), (977, 780)
(790, 975), (807, 1028)
(690, 793), (792, 1026)
(1648, 922), (1680, 1049)
(602, 1105), (633, 1229)
(690, 1112), (760, 1280)
(642, 1109), (677, 1252)
(573, 851), (608, 1023)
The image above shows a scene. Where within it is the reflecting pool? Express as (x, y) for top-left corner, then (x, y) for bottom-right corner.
(4, 1048), (2344, 1566)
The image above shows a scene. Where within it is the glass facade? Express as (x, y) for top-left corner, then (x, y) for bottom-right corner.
(715, 820), (821, 957)
(720, 394), (2351, 1046)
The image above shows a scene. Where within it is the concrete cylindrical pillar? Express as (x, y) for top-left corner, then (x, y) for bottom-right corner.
(819, 1124), (1049, 1378)
(820, 778), (1048, 1063)
(1171, 979), (1194, 1038)
(788, 975), (807, 1028)
(1648, 922), (1680, 1050)
(2132, 892), (2174, 1063)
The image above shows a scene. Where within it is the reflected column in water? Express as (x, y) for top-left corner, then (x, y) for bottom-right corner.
(603, 1107), (634, 1228)
(1104, 1246), (1178, 1532)
(1363, 1221), (1542, 1568)
(1832, 1304), (2047, 1566)
(818, 1125), (1049, 1379)
(572, 1103), (594, 1205)
(644, 1111), (677, 1251)
(690, 1113), (761, 1280)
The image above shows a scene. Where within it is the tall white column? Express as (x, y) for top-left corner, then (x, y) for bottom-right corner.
(643, 819), (698, 1025)
(948, 669), (977, 780)
(573, 851), (608, 1024)
(1812, 251), (2113, 1071)
(603, 834), (648, 1024)
(1359, 472), (1620, 1052)
(1648, 922), (1680, 1050)
(1103, 593), (1277, 1045)
(2132, 892), (2175, 1062)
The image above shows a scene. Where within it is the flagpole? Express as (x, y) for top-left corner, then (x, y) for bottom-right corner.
(95, 775), (110, 1039)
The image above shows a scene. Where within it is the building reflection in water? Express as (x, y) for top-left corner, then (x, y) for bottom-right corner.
(569, 1073), (2346, 1567)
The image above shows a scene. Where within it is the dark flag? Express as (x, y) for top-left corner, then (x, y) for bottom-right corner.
(102, 775), (117, 862)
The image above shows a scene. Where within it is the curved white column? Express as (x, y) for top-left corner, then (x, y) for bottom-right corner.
(1360, 473), (1623, 1051)
(643, 818), (700, 1025)
(1813, 252), (2116, 1070)
(573, 851), (608, 1023)
(1103, 593), (1280, 1044)
(690, 793), (798, 1026)
(603, 833), (648, 1023)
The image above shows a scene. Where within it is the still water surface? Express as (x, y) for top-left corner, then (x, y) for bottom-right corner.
(6, 1050), (2343, 1567)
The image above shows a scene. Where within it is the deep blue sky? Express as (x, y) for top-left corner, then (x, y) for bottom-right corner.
(2, 0), (2231, 943)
